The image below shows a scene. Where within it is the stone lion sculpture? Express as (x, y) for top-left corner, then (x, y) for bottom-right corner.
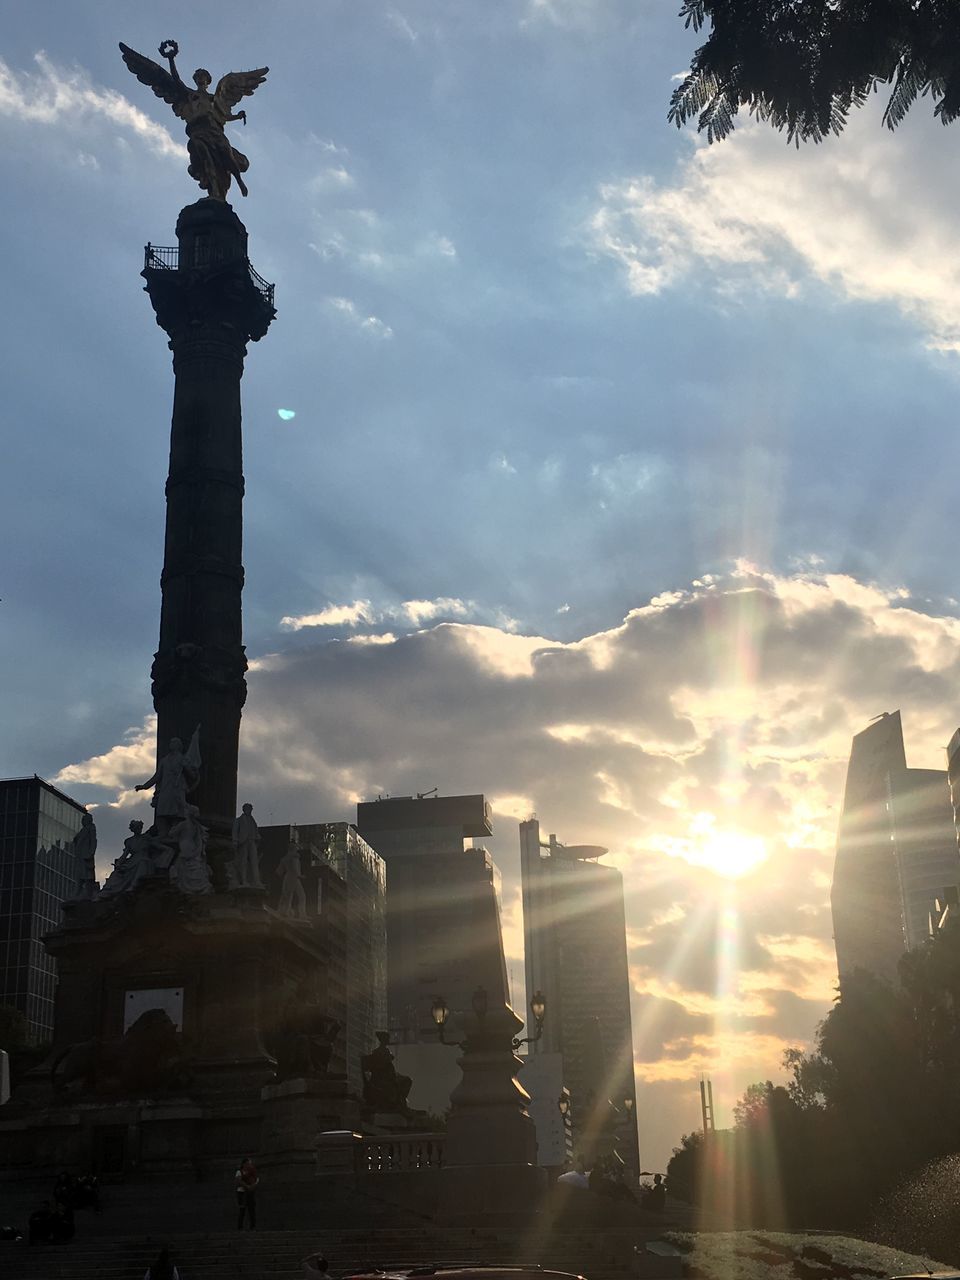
(50, 1008), (189, 1097)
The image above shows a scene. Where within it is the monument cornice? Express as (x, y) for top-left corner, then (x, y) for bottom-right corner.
(144, 262), (275, 348)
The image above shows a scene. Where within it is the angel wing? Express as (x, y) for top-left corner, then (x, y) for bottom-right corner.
(118, 42), (187, 107)
(214, 66), (270, 115)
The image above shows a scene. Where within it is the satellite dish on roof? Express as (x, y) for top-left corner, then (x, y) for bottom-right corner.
(555, 843), (608, 860)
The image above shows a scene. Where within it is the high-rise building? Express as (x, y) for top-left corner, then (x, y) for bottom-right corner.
(259, 821), (386, 1093)
(832, 711), (960, 988)
(356, 794), (509, 1114)
(520, 1050), (572, 1169)
(893, 769), (960, 949)
(943, 729), (960, 908)
(0, 776), (86, 1043)
(519, 818), (638, 1169)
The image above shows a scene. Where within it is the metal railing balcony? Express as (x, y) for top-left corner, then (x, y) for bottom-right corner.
(144, 243), (275, 309)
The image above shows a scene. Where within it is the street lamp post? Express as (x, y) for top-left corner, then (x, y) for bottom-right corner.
(431, 988), (546, 1050)
(431, 983), (546, 1219)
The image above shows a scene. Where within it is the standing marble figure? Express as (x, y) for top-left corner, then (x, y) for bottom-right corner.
(276, 845), (307, 919)
(232, 803), (263, 888)
(135, 729), (200, 835)
(169, 805), (213, 896)
(70, 813), (99, 900)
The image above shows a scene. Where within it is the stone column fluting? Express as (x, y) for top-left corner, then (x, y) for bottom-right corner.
(143, 198), (275, 883)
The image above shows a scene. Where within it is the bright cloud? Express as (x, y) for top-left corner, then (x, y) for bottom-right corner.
(0, 52), (182, 159)
(280, 600), (375, 630)
(386, 9), (419, 43)
(281, 596), (476, 631)
(310, 165), (355, 192)
(590, 108), (960, 349)
(400, 597), (471, 625)
(55, 716), (156, 791)
(327, 296), (394, 339)
(56, 566), (960, 1156)
(636, 1031), (795, 1084)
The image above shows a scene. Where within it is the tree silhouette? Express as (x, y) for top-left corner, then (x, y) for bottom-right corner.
(670, 1), (960, 143)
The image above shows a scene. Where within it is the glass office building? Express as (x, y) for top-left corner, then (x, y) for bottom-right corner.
(299, 823), (387, 1092)
(259, 820), (387, 1093)
(0, 776), (86, 1043)
(833, 711), (960, 990)
(520, 817), (639, 1170)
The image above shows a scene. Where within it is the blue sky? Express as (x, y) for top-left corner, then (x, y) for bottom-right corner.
(5, 1), (960, 1170)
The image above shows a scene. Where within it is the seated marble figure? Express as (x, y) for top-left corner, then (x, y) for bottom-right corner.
(101, 820), (170, 895)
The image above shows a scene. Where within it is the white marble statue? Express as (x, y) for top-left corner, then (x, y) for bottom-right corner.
(102, 820), (165, 895)
(276, 845), (307, 919)
(169, 804), (213, 896)
(135, 728), (201, 834)
(71, 812), (99, 901)
(232, 802), (263, 888)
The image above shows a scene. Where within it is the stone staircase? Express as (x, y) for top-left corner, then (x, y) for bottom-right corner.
(2, 1225), (645, 1280)
(0, 1176), (694, 1280)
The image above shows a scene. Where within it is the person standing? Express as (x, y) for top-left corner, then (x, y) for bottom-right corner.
(235, 1156), (259, 1230)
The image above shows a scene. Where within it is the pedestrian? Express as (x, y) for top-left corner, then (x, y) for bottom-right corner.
(144, 1246), (181, 1279)
(53, 1171), (75, 1209)
(28, 1201), (54, 1246)
(78, 1170), (102, 1212)
(50, 1201), (75, 1244)
(235, 1156), (259, 1230)
(642, 1172), (666, 1212)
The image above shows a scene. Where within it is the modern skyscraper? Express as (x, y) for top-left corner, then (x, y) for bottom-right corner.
(832, 710), (960, 988)
(355, 794), (509, 1114)
(944, 729), (960, 900)
(893, 769), (960, 949)
(259, 821), (386, 1093)
(519, 818), (638, 1169)
(0, 776), (86, 1043)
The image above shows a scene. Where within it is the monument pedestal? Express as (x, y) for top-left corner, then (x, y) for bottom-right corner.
(47, 886), (329, 1094)
(437, 1003), (547, 1224)
(259, 1075), (359, 1173)
(0, 887), (350, 1179)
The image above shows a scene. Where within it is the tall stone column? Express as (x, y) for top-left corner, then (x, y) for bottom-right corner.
(143, 198), (275, 879)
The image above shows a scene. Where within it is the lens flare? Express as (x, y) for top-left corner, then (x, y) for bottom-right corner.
(277, 408), (296, 421)
(652, 813), (769, 879)
(697, 828), (768, 878)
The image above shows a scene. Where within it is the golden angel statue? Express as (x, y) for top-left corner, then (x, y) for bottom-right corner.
(119, 40), (268, 200)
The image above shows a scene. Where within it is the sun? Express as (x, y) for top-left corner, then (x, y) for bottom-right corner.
(653, 813), (770, 878)
(696, 828), (768, 879)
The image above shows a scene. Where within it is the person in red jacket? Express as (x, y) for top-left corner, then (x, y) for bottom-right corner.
(235, 1157), (259, 1230)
